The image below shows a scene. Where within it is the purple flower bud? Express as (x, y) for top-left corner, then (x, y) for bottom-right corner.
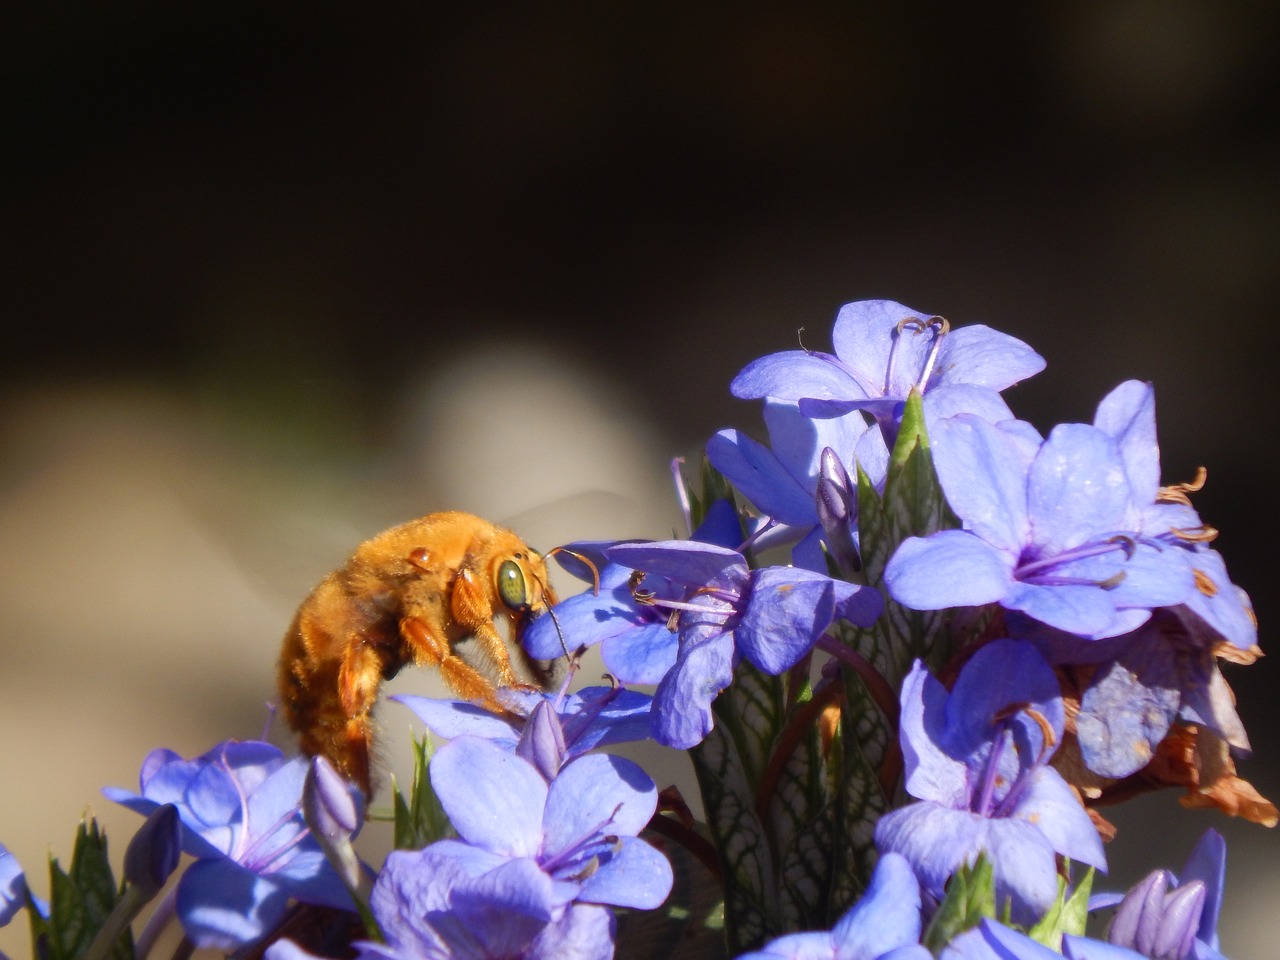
(1109, 868), (1205, 960)
(815, 446), (861, 572)
(303, 755), (363, 893)
(516, 699), (567, 781)
(122, 803), (181, 898)
(304, 755), (360, 840)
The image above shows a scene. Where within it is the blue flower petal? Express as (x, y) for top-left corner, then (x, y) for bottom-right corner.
(1076, 657), (1179, 779)
(542, 754), (657, 855)
(177, 858), (290, 951)
(392, 694), (518, 744)
(1093, 380), (1160, 504)
(607, 540), (748, 590)
(830, 852), (923, 959)
(577, 836), (674, 910)
(601, 622), (679, 684)
(897, 662), (969, 809)
(1014, 768), (1106, 871)
(651, 631), (735, 748)
(731, 349), (867, 404)
(706, 427), (816, 526)
(1025, 423), (1135, 553)
(736, 567), (837, 674)
(942, 640), (1062, 762)
(886, 531), (1014, 611)
(931, 415), (1034, 553)
(429, 737), (546, 857)
(935, 323), (1046, 391)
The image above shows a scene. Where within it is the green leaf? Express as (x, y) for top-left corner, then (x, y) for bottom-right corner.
(923, 854), (997, 952)
(29, 818), (133, 960)
(392, 734), (452, 850)
(688, 663), (786, 954)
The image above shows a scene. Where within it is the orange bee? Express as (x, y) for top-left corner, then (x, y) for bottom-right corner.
(277, 511), (563, 796)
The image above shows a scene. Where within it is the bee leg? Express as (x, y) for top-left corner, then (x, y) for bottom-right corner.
(400, 615), (506, 710)
(449, 568), (527, 688)
(335, 642), (383, 797)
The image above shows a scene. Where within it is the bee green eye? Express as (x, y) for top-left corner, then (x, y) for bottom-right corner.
(497, 559), (529, 611)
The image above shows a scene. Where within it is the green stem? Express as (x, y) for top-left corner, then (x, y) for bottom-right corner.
(82, 883), (147, 960)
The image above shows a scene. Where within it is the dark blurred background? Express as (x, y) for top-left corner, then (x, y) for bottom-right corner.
(2, 3), (1278, 957)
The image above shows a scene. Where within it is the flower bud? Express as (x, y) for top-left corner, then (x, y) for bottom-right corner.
(1108, 868), (1205, 960)
(304, 755), (360, 840)
(122, 803), (181, 899)
(303, 756), (363, 892)
(815, 447), (861, 572)
(517, 699), (567, 781)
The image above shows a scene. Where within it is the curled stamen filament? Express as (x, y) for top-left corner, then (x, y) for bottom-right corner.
(1158, 467), (1208, 506)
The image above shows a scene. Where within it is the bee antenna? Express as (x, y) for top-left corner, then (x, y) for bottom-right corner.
(547, 545), (601, 596)
(544, 603), (573, 661)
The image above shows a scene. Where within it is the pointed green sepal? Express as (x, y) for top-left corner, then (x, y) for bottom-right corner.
(29, 817), (134, 960)
(392, 734), (452, 850)
(922, 854), (997, 953)
(1027, 864), (1095, 950)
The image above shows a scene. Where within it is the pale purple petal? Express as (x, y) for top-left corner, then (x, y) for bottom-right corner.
(607, 540), (748, 590)
(942, 640), (1062, 760)
(576, 836), (673, 910)
(1013, 769), (1106, 870)
(935, 323), (1045, 391)
(731, 349), (869, 404)
(921, 383), (1015, 429)
(392, 694), (519, 744)
(830, 852), (923, 959)
(736, 567), (839, 674)
(601, 623), (679, 684)
(651, 631), (735, 748)
(1025, 424), (1135, 552)
(930, 415), (1032, 553)
(897, 662), (969, 809)
(1002, 580), (1123, 638)
(429, 737), (546, 857)
(543, 754), (657, 853)
(885, 531), (1015, 611)
(707, 427), (817, 526)
(1093, 380), (1160, 503)
(528, 903), (616, 960)
(177, 858), (289, 951)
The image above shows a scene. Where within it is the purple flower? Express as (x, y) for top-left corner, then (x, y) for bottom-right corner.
(425, 735), (673, 912)
(706, 400), (888, 571)
(348, 849), (615, 960)
(874, 640), (1105, 923)
(606, 538), (883, 748)
(884, 413), (1194, 640)
(1092, 380), (1258, 657)
(730, 299), (1044, 446)
(104, 740), (360, 951)
(735, 852), (931, 960)
(1, 844), (27, 927)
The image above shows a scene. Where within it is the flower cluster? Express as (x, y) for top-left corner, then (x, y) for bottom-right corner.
(1, 298), (1270, 960)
